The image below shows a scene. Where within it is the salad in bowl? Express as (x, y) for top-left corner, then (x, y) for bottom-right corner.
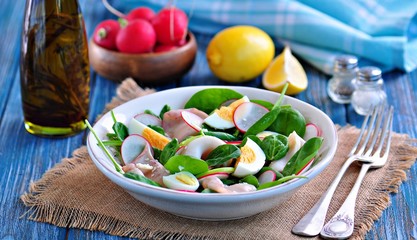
(86, 86), (337, 220)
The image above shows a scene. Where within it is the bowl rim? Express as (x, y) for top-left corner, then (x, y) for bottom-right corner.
(89, 31), (196, 57)
(87, 86), (338, 200)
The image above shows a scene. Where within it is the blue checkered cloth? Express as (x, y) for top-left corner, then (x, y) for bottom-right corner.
(120, 0), (417, 74)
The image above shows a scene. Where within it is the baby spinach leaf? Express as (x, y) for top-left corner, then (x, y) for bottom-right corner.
(243, 107), (281, 138)
(203, 130), (238, 141)
(251, 99), (274, 110)
(159, 104), (171, 119)
(184, 88), (243, 114)
(257, 175), (307, 190)
(164, 155), (209, 175)
(206, 144), (241, 166)
(102, 140), (122, 147)
(260, 134), (289, 160)
(110, 111), (128, 141)
(268, 107), (306, 137)
(159, 138), (179, 165)
(123, 172), (161, 187)
(240, 175), (259, 187)
(282, 137), (323, 176)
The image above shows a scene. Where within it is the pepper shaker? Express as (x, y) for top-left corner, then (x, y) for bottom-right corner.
(351, 67), (387, 115)
(327, 55), (358, 104)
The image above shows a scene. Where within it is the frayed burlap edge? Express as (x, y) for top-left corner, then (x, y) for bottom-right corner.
(20, 78), (417, 239)
(353, 138), (417, 240)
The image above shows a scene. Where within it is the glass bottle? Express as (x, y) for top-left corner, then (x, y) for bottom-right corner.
(351, 67), (387, 115)
(327, 55), (358, 104)
(20, 0), (90, 137)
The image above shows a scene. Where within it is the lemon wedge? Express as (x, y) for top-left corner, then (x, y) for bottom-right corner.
(262, 46), (308, 95)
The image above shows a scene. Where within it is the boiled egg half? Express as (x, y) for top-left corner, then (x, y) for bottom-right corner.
(128, 118), (171, 150)
(204, 96), (249, 130)
(163, 171), (200, 191)
(232, 138), (266, 178)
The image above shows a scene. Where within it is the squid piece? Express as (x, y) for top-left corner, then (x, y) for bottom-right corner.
(162, 108), (208, 141)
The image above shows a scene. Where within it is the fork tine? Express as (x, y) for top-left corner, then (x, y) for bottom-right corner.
(375, 106), (394, 158)
(354, 105), (379, 156)
(364, 103), (386, 156)
(349, 106), (374, 156)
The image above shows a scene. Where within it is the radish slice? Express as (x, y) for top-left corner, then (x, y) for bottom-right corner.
(181, 110), (204, 132)
(296, 158), (315, 175)
(121, 134), (151, 164)
(226, 140), (242, 145)
(134, 113), (162, 127)
(258, 170), (277, 185)
(233, 102), (269, 132)
(197, 172), (229, 181)
(303, 123), (322, 141)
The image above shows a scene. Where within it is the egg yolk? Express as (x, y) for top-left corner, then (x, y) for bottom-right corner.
(142, 127), (170, 150)
(215, 98), (247, 121)
(235, 144), (256, 165)
(176, 173), (198, 186)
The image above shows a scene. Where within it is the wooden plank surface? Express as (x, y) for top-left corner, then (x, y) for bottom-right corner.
(1, 0), (416, 239)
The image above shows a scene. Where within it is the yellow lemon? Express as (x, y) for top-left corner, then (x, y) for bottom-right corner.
(206, 25), (275, 83)
(262, 46), (308, 95)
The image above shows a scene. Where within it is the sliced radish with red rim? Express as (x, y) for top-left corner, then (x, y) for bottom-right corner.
(303, 123), (322, 141)
(233, 102), (269, 132)
(133, 113), (162, 127)
(258, 170), (277, 185)
(181, 110), (204, 132)
(121, 134), (152, 164)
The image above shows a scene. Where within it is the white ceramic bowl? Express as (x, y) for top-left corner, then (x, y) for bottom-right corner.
(87, 86), (337, 220)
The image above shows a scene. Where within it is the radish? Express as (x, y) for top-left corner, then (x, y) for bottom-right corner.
(93, 19), (120, 50)
(197, 172), (229, 181)
(125, 7), (155, 22)
(181, 110), (204, 132)
(258, 170), (277, 185)
(116, 19), (156, 53)
(121, 134), (152, 164)
(225, 140), (242, 145)
(303, 123), (322, 141)
(151, 7), (188, 45)
(233, 102), (269, 132)
(133, 113), (162, 127)
(154, 44), (178, 53)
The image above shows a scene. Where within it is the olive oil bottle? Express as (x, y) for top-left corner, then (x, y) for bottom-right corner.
(20, 0), (90, 137)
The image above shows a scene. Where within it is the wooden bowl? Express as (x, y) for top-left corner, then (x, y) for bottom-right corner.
(89, 32), (197, 85)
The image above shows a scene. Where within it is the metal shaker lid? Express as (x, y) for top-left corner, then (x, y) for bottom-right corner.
(334, 55), (358, 72)
(357, 66), (382, 82)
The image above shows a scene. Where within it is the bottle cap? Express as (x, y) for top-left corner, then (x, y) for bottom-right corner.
(357, 66), (382, 82)
(333, 55), (358, 73)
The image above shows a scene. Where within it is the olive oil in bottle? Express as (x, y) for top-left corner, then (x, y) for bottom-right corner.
(20, 0), (90, 137)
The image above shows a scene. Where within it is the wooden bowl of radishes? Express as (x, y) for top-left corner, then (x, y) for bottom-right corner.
(89, 6), (197, 84)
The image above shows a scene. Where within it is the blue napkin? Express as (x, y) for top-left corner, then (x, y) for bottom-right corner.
(120, 0), (417, 74)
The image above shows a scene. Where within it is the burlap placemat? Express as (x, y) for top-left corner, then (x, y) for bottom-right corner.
(21, 79), (417, 240)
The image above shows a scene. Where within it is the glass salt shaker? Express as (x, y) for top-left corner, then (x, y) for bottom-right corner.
(351, 67), (387, 115)
(327, 55), (358, 104)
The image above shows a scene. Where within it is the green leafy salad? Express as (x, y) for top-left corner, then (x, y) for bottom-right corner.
(87, 87), (323, 194)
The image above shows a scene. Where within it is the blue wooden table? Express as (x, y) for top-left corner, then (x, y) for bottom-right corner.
(1, 0), (416, 239)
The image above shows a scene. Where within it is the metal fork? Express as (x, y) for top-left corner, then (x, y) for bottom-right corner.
(320, 105), (393, 239)
(292, 104), (394, 237)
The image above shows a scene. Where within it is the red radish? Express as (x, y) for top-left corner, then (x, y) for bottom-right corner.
(93, 19), (120, 50)
(233, 102), (269, 132)
(181, 111), (204, 132)
(197, 172), (229, 181)
(258, 170), (277, 185)
(116, 19), (156, 53)
(125, 7), (155, 22)
(154, 44), (178, 53)
(296, 158), (315, 175)
(152, 7), (188, 45)
(303, 123), (322, 141)
(177, 38), (187, 46)
(121, 134), (152, 164)
(225, 140), (242, 145)
(134, 113), (162, 127)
